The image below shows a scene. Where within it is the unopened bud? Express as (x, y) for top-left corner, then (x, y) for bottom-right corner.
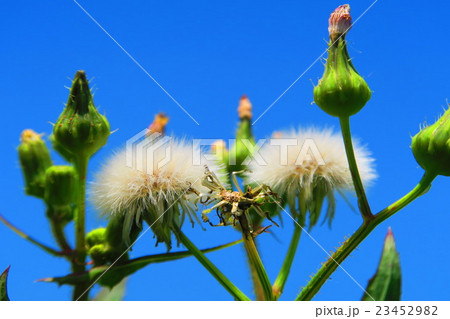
(53, 71), (110, 160)
(86, 228), (109, 266)
(230, 95), (255, 171)
(314, 5), (371, 117)
(86, 228), (106, 247)
(18, 130), (52, 198)
(147, 112), (169, 136)
(44, 165), (77, 222)
(412, 106), (450, 176)
(44, 166), (77, 207)
(237, 95), (252, 120)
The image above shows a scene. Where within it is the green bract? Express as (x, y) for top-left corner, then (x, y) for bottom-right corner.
(314, 39), (371, 117)
(53, 70), (110, 161)
(18, 130), (52, 198)
(229, 96), (255, 172)
(412, 107), (450, 176)
(44, 165), (76, 222)
(44, 165), (77, 208)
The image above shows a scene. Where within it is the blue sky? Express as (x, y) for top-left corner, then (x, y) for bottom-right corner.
(1, 0), (449, 301)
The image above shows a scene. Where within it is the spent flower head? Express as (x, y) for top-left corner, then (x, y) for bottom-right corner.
(248, 128), (376, 228)
(91, 138), (225, 249)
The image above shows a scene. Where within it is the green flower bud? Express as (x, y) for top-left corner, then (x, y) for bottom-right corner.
(86, 228), (106, 247)
(229, 95), (255, 171)
(313, 5), (371, 117)
(44, 166), (77, 208)
(87, 244), (109, 266)
(53, 70), (110, 161)
(85, 228), (112, 266)
(18, 129), (52, 198)
(412, 107), (450, 176)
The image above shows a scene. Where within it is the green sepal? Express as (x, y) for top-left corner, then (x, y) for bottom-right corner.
(362, 228), (402, 301)
(0, 266), (10, 301)
(314, 39), (371, 117)
(53, 70), (110, 161)
(229, 118), (255, 172)
(412, 106), (450, 176)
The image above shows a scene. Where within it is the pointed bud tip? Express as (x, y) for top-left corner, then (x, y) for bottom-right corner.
(384, 227), (397, 249)
(1, 266), (11, 275)
(329, 4), (352, 41)
(148, 112), (169, 135)
(75, 70), (87, 80)
(386, 227), (394, 238)
(238, 95), (252, 120)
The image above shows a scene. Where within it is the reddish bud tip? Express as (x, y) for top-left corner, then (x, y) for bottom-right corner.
(328, 4), (352, 42)
(147, 112), (169, 135)
(238, 95), (252, 120)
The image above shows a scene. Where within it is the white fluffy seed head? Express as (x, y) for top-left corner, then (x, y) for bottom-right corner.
(90, 137), (225, 248)
(247, 127), (376, 227)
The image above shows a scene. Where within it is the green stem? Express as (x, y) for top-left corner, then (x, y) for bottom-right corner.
(295, 171), (436, 301)
(72, 155), (89, 301)
(239, 216), (273, 301)
(339, 116), (373, 220)
(0, 213), (66, 257)
(173, 225), (250, 301)
(244, 236), (265, 301)
(272, 223), (302, 299)
(49, 219), (72, 258)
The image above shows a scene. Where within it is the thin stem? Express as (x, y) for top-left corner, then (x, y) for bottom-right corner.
(272, 223), (302, 299)
(173, 225), (250, 301)
(72, 155), (89, 301)
(244, 236), (265, 301)
(339, 116), (373, 220)
(0, 213), (66, 257)
(239, 216), (274, 301)
(49, 219), (72, 258)
(295, 172), (436, 301)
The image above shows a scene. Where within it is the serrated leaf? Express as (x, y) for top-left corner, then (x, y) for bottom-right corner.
(1, 266), (11, 301)
(362, 228), (402, 301)
(93, 278), (127, 301)
(39, 239), (242, 288)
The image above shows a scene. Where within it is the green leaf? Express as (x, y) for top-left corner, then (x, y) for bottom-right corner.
(39, 239), (242, 289)
(93, 278), (127, 301)
(1, 266), (10, 301)
(362, 228), (402, 301)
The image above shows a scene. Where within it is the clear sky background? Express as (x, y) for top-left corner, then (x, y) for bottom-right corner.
(1, 0), (449, 301)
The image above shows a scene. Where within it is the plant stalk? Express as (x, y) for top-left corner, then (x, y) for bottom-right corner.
(244, 236), (265, 301)
(49, 219), (72, 258)
(295, 171), (436, 301)
(173, 225), (250, 301)
(72, 155), (89, 301)
(239, 216), (273, 301)
(339, 116), (373, 221)
(272, 222), (302, 299)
